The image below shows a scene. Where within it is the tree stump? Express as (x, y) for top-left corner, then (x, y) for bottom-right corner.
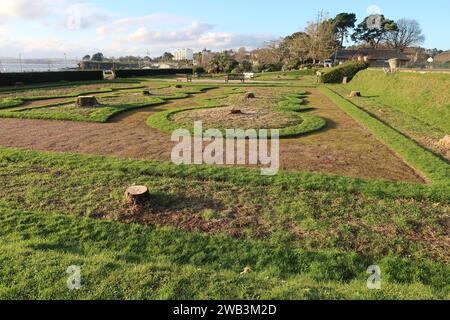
(244, 92), (255, 99)
(349, 91), (361, 97)
(76, 96), (99, 107)
(342, 77), (348, 84)
(438, 135), (450, 150)
(175, 84), (183, 89)
(230, 108), (243, 115)
(125, 185), (149, 205)
(142, 90), (151, 96)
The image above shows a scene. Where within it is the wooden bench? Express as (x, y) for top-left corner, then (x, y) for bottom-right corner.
(226, 74), (245, 83)
(176, 74), (193, 82)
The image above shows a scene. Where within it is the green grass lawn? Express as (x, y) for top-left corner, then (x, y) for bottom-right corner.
(0, 148), (448, 299)
(0, 73), (449, 300)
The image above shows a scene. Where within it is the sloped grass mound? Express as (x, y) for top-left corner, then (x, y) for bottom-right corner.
(340, 69), (450, 132)
(321, 87), (450, 186)
(147, 91), (326, 138)
(320, 61), (368, 83)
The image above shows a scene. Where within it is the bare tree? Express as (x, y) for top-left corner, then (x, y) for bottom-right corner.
(386, 18), (425, 50)
(305, 11), (338, 64)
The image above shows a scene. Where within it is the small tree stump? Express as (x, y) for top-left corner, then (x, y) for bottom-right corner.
(438, 135), (450, 150)
(142, 90), (151, 96)
(76, 96), (99, 107)
(230, 108), (243, 115)
(240, 266), (252, 275)
(349, 91), (361, 97)
(125, 185), (149, 205)
(244, 92), (255, 99)
(175, 84), (183, 89)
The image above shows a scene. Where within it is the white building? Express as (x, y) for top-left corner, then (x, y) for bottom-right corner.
(173, 48), (194, 61)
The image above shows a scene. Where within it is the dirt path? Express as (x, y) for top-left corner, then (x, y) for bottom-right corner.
(0, 88), (424, 182)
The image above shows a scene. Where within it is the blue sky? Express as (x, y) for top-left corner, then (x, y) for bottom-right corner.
(1, 0), (449, 59)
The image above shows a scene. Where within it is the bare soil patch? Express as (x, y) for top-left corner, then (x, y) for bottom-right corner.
(172, 91), (300, 129)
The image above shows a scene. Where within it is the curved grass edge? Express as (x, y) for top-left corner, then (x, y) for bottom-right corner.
(0, 85), (217, 123)
(320, 86), (450, 186)
(0, 98), (23, 109)
(1, 146), (448, 202)
(0, 97), (167, 123)
(147, 92), (326, 138)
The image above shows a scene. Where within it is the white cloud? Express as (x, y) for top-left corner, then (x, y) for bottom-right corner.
(114, 13), (187, 27)
(126, 21), (215, 44)
(0, 1), (275, 57)
(0, 0), (112, 30)
(0, 0), (54, 19)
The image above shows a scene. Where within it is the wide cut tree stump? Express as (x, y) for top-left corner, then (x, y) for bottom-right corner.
(175, 84), (183, 89)
(230, 108), (243, 115)
(349, 91), (361, 97)
(125, 185), (149, 205)
(76, 96), (99, 107)
(244, 92), (255, 99)
(142, 90), (151, 96)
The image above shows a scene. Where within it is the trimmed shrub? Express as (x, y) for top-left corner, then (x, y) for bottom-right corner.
(320, 61), (368, 83)
(113, 68), (193, 78)
(0, 71), (104, 87)
(193, 66), (206, 75)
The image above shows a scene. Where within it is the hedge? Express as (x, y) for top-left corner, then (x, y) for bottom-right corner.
(320, 61), (368, 83)
(0, 71), (104, 87)
(113, 68), (193, 78)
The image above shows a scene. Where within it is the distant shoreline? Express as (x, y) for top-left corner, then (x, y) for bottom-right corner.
(0, 62), (79, 73)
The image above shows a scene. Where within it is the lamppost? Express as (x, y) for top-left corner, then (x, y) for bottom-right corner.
(19, 53), (23, 72)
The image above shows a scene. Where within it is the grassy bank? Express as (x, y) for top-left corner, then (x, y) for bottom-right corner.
(338, 69), (450, 133)
(320, 87), (449, 186)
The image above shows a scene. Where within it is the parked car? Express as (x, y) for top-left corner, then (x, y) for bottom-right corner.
(324, 59), (333, 68)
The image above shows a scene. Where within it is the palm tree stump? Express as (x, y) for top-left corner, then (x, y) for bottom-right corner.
(125, 185), (150, 205)
(349, 91), (361, 97)
(76, 96), (99, 107)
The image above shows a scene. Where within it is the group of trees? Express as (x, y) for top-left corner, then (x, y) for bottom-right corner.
(81, 11), (426, 73)
(82, 53), (105, 62)
(205, 50), (253, 74)
(248, 11), (426, 72)
(81, 52), (176, 63)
